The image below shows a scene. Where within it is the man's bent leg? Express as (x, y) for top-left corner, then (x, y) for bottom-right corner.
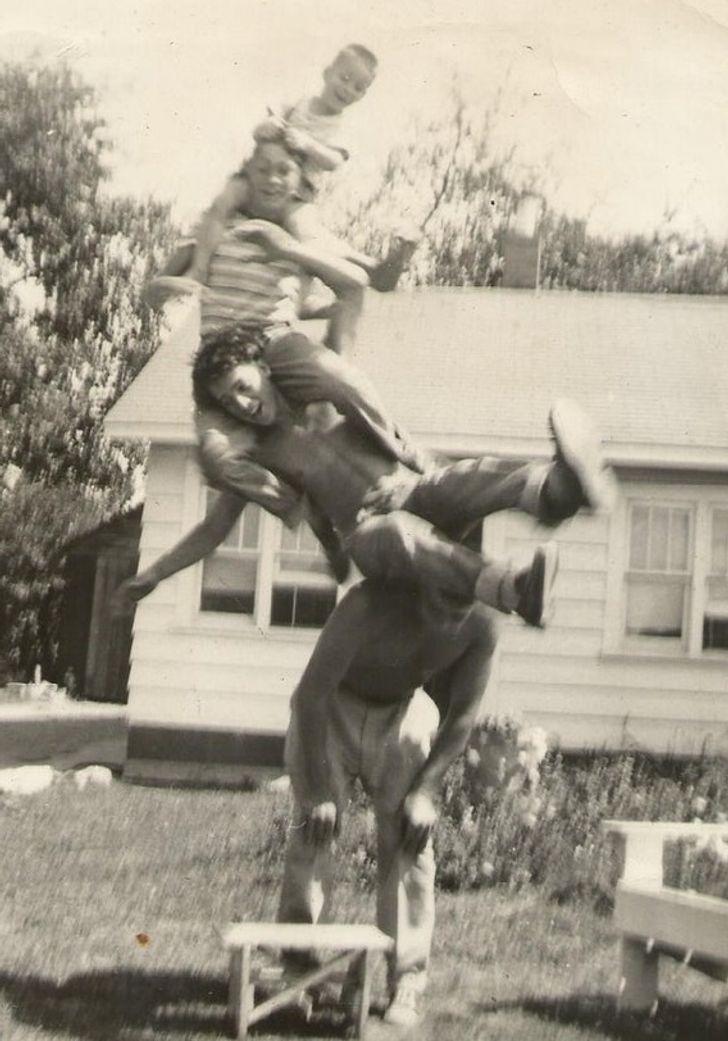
(264, 332), (430, 473)
(365, 690), (440, 1015)
(348, 511), (558, 625)
(402, 400), (613, 534)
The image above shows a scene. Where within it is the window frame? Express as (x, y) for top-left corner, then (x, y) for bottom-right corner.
(175, 463), (339, 635)
(604, 479), (728, 660)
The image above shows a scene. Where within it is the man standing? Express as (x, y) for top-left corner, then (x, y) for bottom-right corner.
(279, 579), (498, 1028)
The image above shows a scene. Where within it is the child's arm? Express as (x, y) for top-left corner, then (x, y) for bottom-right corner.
(188, 176), (250, 283)
(283, 125), (348, 172)
(237, 219), (368, 293)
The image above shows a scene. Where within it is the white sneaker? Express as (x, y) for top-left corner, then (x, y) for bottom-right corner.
(383, 978), (422, 1028)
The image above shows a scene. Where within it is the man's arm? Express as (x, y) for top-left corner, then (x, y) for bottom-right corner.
(292, 585), (370, 843)
(401, 614), (497, 855)
(235, 219), (368, 293)
(114, 493), (243, 610)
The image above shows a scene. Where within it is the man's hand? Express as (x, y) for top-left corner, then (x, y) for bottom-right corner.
(233, 219), (296, 260)
(401, 789), (438, 857)
(112, 570), (159, 615)
(304, 800), (339, 846)
(357, 473), (414, 521)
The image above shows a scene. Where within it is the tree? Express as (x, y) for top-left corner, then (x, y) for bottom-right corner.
(322, 89), (728, 294)
(0, 61), (177, 676)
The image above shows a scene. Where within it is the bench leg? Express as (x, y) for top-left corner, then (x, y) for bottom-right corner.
(619, 936), (658, 1012)
(355, 950), (374, 1039)
(229, 945), (254, 1039)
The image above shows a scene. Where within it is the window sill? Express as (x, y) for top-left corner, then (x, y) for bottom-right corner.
(601, 647), (728, 666)
(174, 617), (324, 642)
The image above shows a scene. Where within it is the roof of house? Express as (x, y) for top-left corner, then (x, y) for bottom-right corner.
(104, 288), (728, 470)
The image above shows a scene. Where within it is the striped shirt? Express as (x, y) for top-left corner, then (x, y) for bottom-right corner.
(200, 225), (303, 339)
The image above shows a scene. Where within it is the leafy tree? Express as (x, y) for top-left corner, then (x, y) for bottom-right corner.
(0, 61), (177, 676)
(324, 90), (728, 294)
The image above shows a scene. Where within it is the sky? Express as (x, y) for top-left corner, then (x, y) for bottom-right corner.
(2, 0), (728, 239)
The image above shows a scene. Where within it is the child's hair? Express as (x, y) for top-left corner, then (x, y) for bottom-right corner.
(192, 323), (268, 409)
(335, 43), (378, 74)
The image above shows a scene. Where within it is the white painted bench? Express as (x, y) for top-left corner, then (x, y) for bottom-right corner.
(603, 820), (728, 1011)
(222, 922), (393, 1039)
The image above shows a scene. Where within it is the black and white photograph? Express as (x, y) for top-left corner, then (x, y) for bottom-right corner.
(1, 2), (727, 1038)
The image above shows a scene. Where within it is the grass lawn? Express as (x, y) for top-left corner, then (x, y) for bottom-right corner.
(1, 781), (726, 1041)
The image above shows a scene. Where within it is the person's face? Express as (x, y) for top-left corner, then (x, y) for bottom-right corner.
(246, 142), (302, 217)
(207, 361), (278, 426)
(320, 52), (375, 114)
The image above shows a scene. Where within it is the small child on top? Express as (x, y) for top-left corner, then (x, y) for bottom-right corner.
(148, 44), (419, 311)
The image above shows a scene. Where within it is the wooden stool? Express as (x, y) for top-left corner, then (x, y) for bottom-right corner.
(222, 922), (393, 1039)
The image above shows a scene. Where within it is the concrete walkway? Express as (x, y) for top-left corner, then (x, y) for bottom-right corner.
(0, 699), (127, 771)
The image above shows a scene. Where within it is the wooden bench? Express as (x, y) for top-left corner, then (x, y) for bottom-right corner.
(603, 820), (728, 1011)
(222, 922), (393, 1039)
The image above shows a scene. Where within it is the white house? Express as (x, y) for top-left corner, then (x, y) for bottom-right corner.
(105, 288), (728, 785)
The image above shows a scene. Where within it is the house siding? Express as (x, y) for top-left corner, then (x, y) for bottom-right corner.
(491, 509), (728, 755)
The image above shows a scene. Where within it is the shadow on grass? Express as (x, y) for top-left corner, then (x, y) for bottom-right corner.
(0, 968), (354, 1040)
(479, 991), (727, 1041)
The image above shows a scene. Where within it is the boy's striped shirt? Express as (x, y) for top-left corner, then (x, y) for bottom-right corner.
(200, 227), (302, 338)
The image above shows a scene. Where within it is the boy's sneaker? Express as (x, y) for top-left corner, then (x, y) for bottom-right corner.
(383, 976), (422, 1028)
(545, 398), (616, 521)
(515, 543), (559, 628)
(142, 274), (201, 311)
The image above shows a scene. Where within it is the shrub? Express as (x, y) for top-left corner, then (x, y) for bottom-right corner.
(251, 724), (728, 908)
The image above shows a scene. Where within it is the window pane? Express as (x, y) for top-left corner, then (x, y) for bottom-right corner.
(626, 579), (684, 638)
(629, 505), (649, 569)
(200, 555), (257, 614)
(668, 509), (690, 571)
(703, 616), (728, 651)
(241, 507), (261, 549)
(272, 520), (336, 629)
(271, 584), (337, 628)
(711, 509), (728, 576)
(649, 507), (669, 570)
(201, 496), (261, 615)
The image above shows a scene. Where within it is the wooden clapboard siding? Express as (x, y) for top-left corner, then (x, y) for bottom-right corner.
(126, 443), (320, 758)
(493, 504), (728, 754)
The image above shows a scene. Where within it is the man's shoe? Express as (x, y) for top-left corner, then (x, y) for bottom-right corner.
(516, 543), (559, 628)
(383, 977), (422, 1028)
(546, 398), (616, 520)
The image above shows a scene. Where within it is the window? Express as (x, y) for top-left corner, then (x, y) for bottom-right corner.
(271, 522), (337, 627)
(607, 486), (728, 657)
(624, 503), (692, 643)
(200, 502), (261, 614)
(199, 491), (337, 630)
(704, 507), (728, 651)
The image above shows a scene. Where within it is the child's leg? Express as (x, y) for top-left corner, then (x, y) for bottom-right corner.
(159, 241), (195, 277)
(143, 176), (250, 310)
(286, 202), (381, 272)
(286, 203), (420, 293)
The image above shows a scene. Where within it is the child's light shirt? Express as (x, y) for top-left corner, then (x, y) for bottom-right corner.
(283, 97), (350, 194)
(200, 222), (303, 339)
